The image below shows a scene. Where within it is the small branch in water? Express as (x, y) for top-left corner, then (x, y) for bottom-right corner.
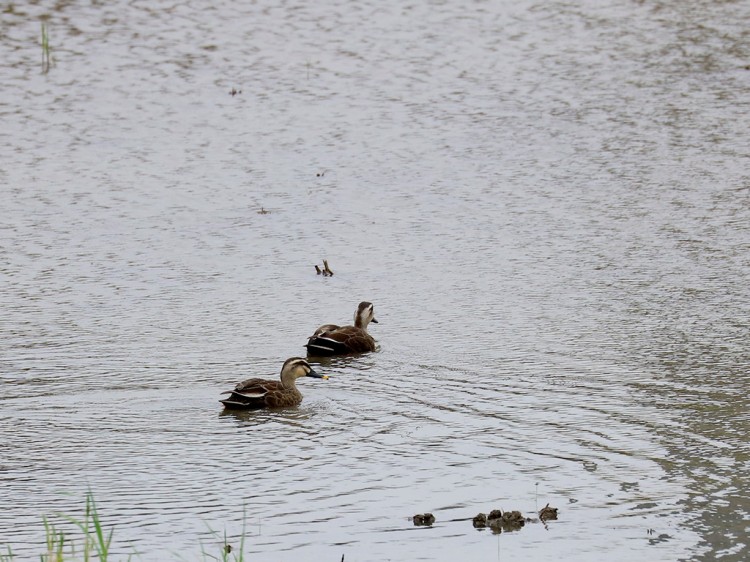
(314, 260), (333, 277)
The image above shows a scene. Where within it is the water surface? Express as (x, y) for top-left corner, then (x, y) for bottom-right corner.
(1, 0), (749, 560)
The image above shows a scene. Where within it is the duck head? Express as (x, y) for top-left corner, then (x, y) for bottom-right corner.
(354, 301), (378, 329)
(280, 357), (328, 387)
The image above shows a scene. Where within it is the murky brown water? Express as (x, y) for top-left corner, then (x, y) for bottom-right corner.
(2, 0), (749, 560)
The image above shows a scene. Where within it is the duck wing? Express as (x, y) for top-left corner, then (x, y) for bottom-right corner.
(305, 324), (340, 354)
(220, 378), (279, 409)
(310, 323), (340, 338)
(306, 325), (376, 355)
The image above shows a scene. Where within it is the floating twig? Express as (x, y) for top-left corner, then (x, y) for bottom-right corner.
(314, 260), (333, 276)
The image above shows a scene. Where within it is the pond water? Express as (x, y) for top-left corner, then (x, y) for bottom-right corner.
(1, 0), (749, 560)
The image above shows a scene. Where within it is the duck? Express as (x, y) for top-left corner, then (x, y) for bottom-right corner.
(305, 301), (378, 356)
(486, 509), (527, 533)
(219, 357), (328, 409)
(472, 513), (488, 528)
(412, 513), (435, 526)
(538, 503), (558, 521)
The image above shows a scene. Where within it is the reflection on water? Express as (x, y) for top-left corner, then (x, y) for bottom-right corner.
(1, 0), (749, 560)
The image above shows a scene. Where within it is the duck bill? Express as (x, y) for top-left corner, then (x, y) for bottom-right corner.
(307, 369), (328, 380)
(371, 317), (379, 323)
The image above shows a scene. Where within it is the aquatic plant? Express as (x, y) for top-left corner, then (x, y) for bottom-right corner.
(0, 492), (251, 561)
(0, 492), (112, 561)
(63, 491), (113, 561)
(41, 22), (52, 74)
(201, 509), (249, 562)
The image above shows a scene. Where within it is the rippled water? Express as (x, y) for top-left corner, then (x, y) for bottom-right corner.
(2, 0), (749, 560)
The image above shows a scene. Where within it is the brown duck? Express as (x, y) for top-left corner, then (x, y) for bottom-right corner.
(305, 301), (378, 356)
(219, 357), (328, 409)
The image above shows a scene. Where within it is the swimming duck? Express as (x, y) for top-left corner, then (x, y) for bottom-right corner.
(472, 513), (488, 528)
(538, 503), (558, 521)
(305, 301), (378, 356)
(412, 513), (435, 526)
(219, 357), (327, 409)
(487, 510), (527, 533)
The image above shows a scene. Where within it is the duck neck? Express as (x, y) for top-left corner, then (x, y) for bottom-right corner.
(280, 373), (299, 389)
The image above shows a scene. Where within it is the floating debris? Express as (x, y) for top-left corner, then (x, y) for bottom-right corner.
(412, 513), (435, 526)
(257, 207), (270, 215)
(224, 544), (232, 554)
(539, 503), (558, 521)
(229, 87), (242, 96)
(315, 259), (334, 276)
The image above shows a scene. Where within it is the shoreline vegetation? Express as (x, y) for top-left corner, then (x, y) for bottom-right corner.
(0, 492), (246, 562)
